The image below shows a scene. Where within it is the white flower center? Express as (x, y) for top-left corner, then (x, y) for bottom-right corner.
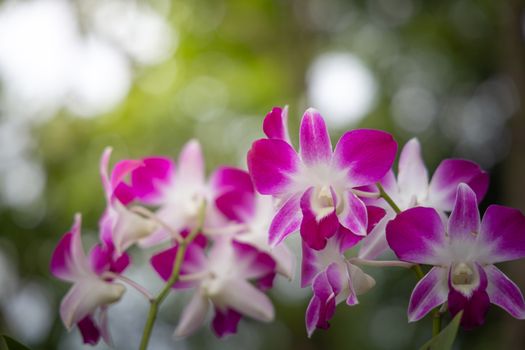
(451, 262), (474, 285)
(450, 262), (479, 297)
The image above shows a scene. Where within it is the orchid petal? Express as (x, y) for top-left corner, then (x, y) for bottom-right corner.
(428, 159), (489, 211)
(300, 188), (339, 250)
(110, 202), (157, 257)
(299, 108), (332, 166)
(448, 184), (480, 243)
(271, 243), (295, 280)
(448, 287), (489, 330)
(386, 207), (447, 265)
(301, 242), (319, 288)
(337, 191), (368, 236)
(358, 217), (390, 260)
(408, 267), (448, 322)
(305, 296), (322, 337)
(448, 264), (489, 330)
(77, 315), (100, 345)
(131, 157), (174, 205)
(337, 226), (364, 253)
(268, 193), (301, 246)
(347, 263), (375, 301)
(263, 106), (291, 143)
(212, 308), (242, 338)
(397, 138), (429, 202)
(210, 166), (254, 196)
(478, 205), (525, 264)
(231, 240), (276, 280)
(333, 129), (397, 187)
(50, 214), (88, 282)
(247, 139), (300, 195)
(485, 265), (525, 319)
(177, 139), (205, 187)
(151, 243), (207, 289)
(174, 292), (209, 338)
(111, 159), (142, 193)
(211, 167), (255, 222)
(60, 279), (125, 330)
(216, 278), (274, 322)
(100, 148), (113, 200)
(99, 306), (112, 345)
(306, 264), (342, 336)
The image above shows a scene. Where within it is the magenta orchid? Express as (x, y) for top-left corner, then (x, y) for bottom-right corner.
(359, 138), (489, 259)
(387, 183), (525, 329)
(208, 166), (295, 279)
(129, 139), (218, 246)
(99, 147), (158, 258)
(49, 105), (525, 349)
(50, 214), (129, 345)
(302, 230), (375, 336)
(151, 236), (276, 338)
(247, 107), (397, 250)
(301, 203), (386, 336)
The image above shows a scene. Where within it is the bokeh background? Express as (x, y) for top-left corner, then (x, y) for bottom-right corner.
(0, 0), (524, 349)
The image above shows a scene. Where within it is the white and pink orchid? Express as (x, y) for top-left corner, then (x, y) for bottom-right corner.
(151, 236), (276, 338)
(208, 166), (295, 279)
(50, 214), (130, 345)
(387, 183), (525, 329)
(99, 147), (158, 258)
(358, 138), (489, 259)
(247, 107), (397, 250)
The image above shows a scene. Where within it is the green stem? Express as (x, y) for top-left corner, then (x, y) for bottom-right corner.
(432, 309), (442, 336)
(376, 183), (401, 214)
(139, 203), (206, 350)
(376, 182), (425, 279)
(412, 264), (425, 280)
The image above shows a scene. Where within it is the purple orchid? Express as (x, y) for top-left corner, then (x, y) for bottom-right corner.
(247, 107), (397, 250)
(208, 166), (295, 279)
(99, 147), (157, 258)
(359, 138), (489, 259)
(129, 140), (217, 246)
(302, 229), (375, 336)
(50, 214), (130, 345)
(386, 183), (525, 329)
(151, 236), (276, 338)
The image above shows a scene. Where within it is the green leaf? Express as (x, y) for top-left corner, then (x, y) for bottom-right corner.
(419, 311), (463, 350)
(1, 335), (31, 350)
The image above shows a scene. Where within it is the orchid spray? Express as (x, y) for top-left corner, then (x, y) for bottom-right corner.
(50, 106), (525, 349)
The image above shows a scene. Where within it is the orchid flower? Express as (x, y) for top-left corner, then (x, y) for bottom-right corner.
(386, 183), (525, 329)
(302, 229), (376, 336)
(359, 138), (489, 259)
(208, 166), (295, 279)
(151, 236), (276, 338)
(247, 107), (397, 250)
(99, 147), (158, 258)
(130, 140), (216, 246)
(50, 214), (129, 345)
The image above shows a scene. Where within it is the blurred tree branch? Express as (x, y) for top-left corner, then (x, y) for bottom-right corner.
(501, 0), (525, 346)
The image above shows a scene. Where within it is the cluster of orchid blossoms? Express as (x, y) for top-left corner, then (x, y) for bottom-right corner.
(50, 106), (525, 349)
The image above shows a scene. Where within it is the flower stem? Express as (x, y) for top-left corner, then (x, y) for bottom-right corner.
(412, 264), (425, 280)
(351, 189), (381, 199)
(348, 257), (414, 269)
(131, 206), (184, 243)
(138, 203), (206, 350)
(376, 183), (401, 214)
(105, 273), (154, 302)
(432, 309), (442, 336)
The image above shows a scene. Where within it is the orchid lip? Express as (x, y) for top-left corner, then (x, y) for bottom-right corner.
(449, 262), (480, 296)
